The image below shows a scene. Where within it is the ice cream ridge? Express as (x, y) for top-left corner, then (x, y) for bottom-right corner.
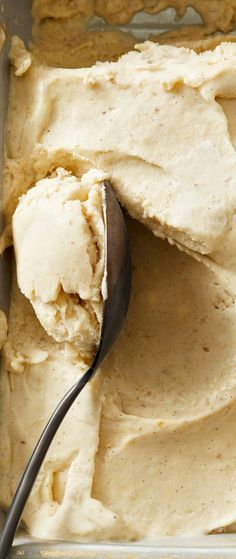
(2, 0), (236, 542)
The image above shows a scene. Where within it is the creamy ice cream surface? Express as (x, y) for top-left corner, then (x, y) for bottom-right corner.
(3, 0), (236, 542)
(12, 168), (105, 355)
(6, 40), (236, 273)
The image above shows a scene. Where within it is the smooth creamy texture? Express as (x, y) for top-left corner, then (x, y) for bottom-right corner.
(5, 41), (236, 272)
(2, 222), (236, 539)
(2, 0), (236, 542)
(12, 168), (105, 355)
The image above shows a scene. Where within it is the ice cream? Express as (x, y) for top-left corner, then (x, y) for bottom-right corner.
(12, 167), (106, 355)
(6, 40), (236, 273)
(30, 0), (236, 67)
(2, 0), (236, 543)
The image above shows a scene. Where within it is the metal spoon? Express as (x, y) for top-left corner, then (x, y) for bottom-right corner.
(0, 180), (132, 558)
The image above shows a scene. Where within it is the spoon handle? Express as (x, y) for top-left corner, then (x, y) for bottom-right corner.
(0, 363), (97, 558)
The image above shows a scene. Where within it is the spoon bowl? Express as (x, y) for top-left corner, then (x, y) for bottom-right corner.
(0, 180), (132, 558)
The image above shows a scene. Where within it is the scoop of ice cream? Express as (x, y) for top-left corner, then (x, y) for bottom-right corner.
(12, 168), (106, 354)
